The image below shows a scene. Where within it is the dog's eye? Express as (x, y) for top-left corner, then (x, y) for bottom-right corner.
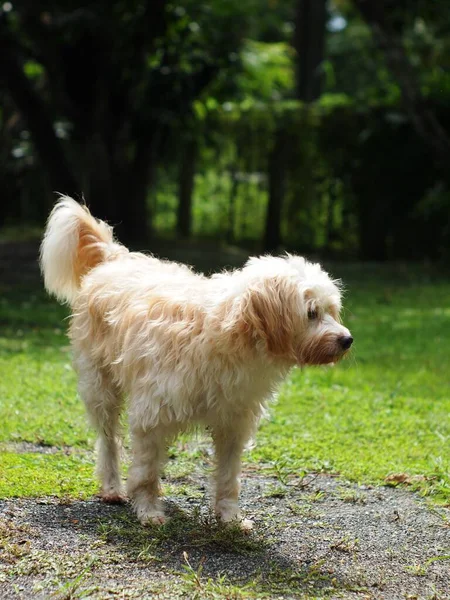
(308, 308), (318, 320)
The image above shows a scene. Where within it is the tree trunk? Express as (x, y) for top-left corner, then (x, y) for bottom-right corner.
(0, 34), (79, 197)
(353, 162), (392, 261)
(264, 129), (288, 252)
(226, 169), (239, 244)
(117, 128), (162, 244)
(177, 137), (198, 238)
(266, 0), (327, 253)
(324, 193), (336, 252)
(294, 0), (327, 102)
(357, 201), (389, 261)
(81, 133), (118, 223)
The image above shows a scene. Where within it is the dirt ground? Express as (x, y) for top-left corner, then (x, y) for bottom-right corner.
(1, 467), (449, 599)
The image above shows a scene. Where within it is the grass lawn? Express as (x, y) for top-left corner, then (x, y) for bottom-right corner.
(1, 263), (449, 504)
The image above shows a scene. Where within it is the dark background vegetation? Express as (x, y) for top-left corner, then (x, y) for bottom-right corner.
(1, 0), (449, 262)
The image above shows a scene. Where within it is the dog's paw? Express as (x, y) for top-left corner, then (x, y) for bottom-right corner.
(133, 497), (167, 526)
(239, 518), (254, 532)
(99, 490), (127, 504)
(216, 513), (254, 533)
(139, 510), (167, 526)
(215, 499), (240, 523)
(215, 499), (253, 532)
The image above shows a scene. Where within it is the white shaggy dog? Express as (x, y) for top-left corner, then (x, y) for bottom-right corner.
(40, 197), (352, 529)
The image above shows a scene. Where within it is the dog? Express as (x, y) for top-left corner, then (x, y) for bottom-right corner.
(40, 197), (352, 529)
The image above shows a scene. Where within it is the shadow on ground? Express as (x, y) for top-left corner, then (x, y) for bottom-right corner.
(1, 472), (450, 599)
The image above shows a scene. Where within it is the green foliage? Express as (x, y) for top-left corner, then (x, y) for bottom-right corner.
(326, 13), (402, 105)
(23, 61), (44, 80)
(159, 95), (450, 259)
(238, 40), (295, 101)
(2, 0), (450, 257)
(152, 100), (446, 259)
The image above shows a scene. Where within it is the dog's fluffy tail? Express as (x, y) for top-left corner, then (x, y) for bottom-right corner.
(40, 196), (126, 304)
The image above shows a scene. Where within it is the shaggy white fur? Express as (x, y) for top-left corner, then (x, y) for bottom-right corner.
(40, 196), (352, 528)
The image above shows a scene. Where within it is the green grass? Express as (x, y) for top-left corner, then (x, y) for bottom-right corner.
(0, 452), (96, 498)
(0, 290), (89, 448)
(1, 264), (450, 503)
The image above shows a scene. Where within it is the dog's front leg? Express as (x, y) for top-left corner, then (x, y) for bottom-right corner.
(212, 423), (254, 531)
(127, 425), (169, 525)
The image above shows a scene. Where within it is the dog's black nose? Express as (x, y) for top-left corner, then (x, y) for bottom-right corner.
(339, 336), (353, 350)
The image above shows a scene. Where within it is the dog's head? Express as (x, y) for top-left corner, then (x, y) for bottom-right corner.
(226, 255), (352, 366)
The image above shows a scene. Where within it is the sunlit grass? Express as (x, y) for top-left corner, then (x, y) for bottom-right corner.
(0, 452), (96, 498)
(0, 265), (449, 502)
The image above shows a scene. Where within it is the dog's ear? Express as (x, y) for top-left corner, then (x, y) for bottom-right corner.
(241, 276), (298, 359)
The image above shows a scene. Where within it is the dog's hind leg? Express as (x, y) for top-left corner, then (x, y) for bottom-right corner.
(75, 355), (125, 502)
